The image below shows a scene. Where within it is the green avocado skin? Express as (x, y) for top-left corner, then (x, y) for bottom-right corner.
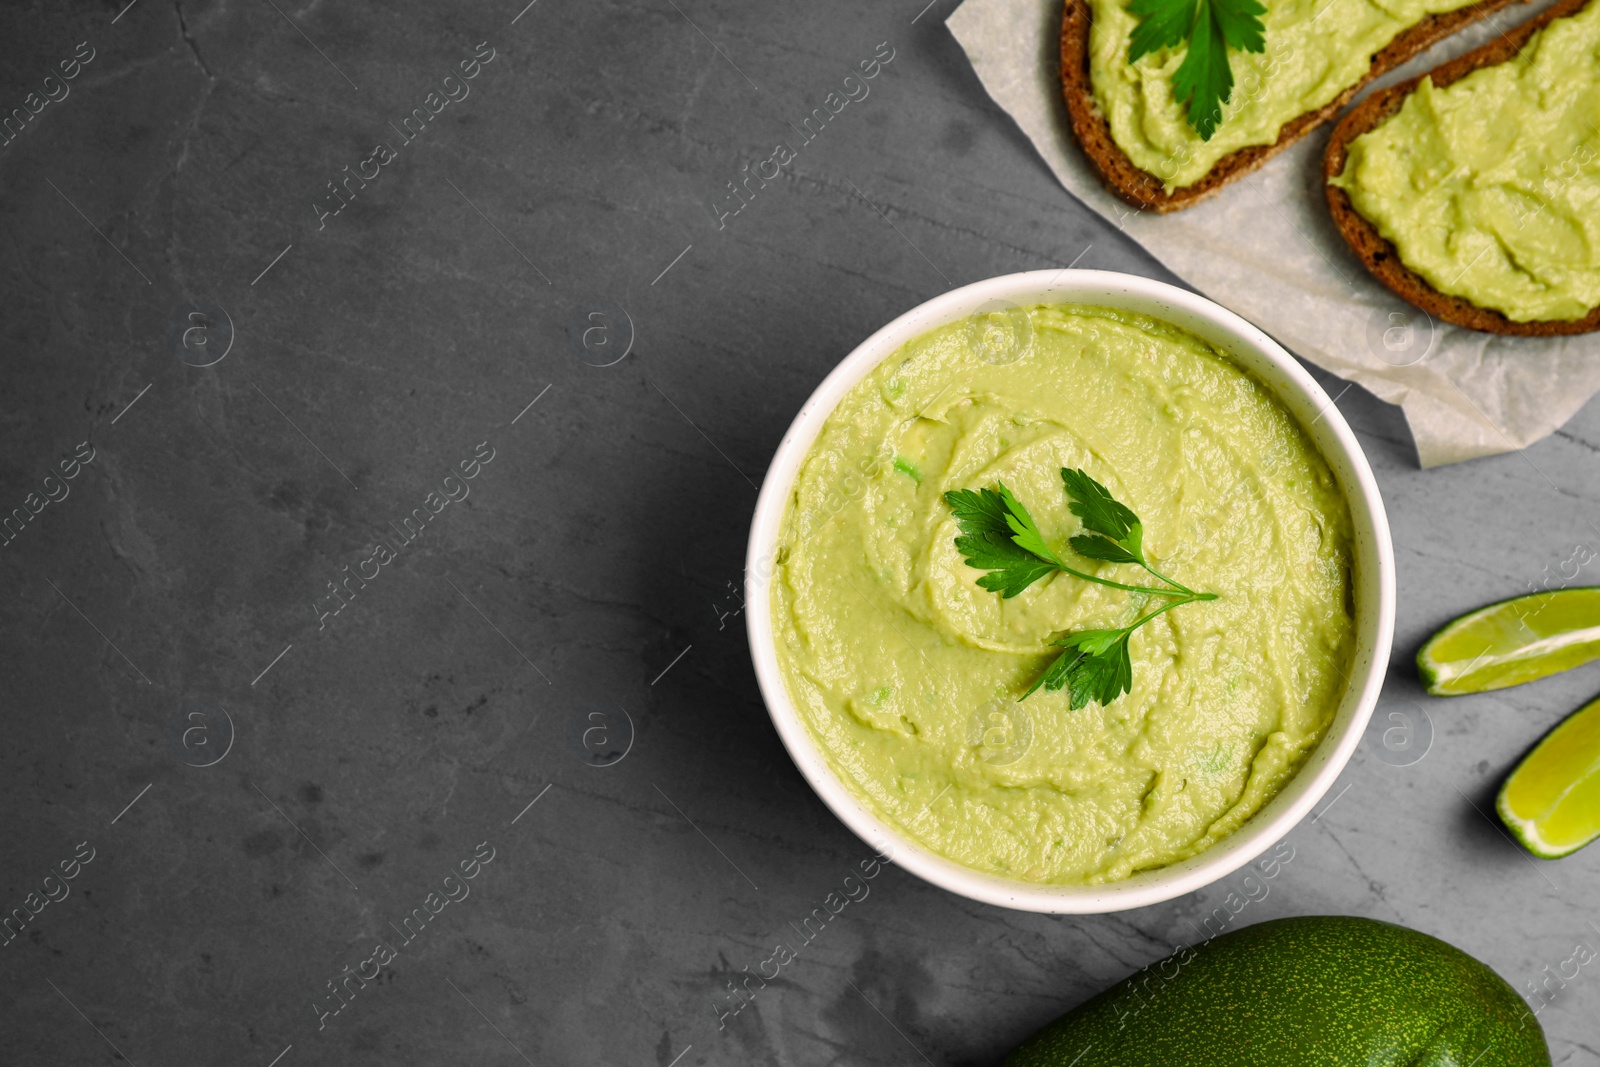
(1005, 916), (1549, 1067)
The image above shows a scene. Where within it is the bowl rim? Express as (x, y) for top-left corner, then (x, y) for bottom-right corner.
(744, 269), (1396, 914)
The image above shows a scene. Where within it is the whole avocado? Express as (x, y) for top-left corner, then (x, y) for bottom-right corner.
(1005, 916), (1548, 1067)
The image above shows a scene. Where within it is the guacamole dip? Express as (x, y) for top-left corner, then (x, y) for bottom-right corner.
(1330, 1), (1600, 323)
(772, 305), (1355, 885)
(1088, 0), (1483, 190)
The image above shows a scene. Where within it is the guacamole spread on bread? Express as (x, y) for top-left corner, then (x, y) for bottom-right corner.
(1089, 0), (1483, 190)
(1330, 0), (1600, 323)
(771, 305), (1355, 885)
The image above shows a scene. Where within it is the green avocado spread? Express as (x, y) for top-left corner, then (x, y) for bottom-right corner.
(1330, 1), (1600, 323)
(1088, 0), (1482, 190)
(771, 305), (1355, 885)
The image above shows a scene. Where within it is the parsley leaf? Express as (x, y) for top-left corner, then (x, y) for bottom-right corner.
(1172, 4), (1231, 140)
(947, 469), (1218, 707)
(1213, 0), (1267, 53)
(1024, 630), (1135, 708)
(1127, 0), (1197, 64)
(1062, 467), (1146, 565)
(1058, 628), (1129, 657)
(1068, 535), (1142, 565)
(999, 485), (1061, 566)
(1126, 0), (1266, 141)
(1062, 467), (1211, 596)
(1061, 467), (1140, 545)
(944, 485), (1061, 598)
(945, 482), (1180, 600)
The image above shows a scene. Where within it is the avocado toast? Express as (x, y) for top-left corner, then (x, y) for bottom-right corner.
(1061, 0), (1531, 211)
(1325, 0), (1600, 334)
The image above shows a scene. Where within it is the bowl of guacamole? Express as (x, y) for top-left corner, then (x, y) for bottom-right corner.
(745, 271), (1394, 913)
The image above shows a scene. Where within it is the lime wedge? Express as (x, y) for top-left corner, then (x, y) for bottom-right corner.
(1417, 586), (1600, 695)
(1498, 693), (1600, 858)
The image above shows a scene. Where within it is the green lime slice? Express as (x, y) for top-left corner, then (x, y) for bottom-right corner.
(1417, 586), (1600, 695)
(1498, 692), (1600, 858)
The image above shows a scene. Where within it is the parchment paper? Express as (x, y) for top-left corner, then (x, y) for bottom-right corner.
(947, 0), (1600, 466)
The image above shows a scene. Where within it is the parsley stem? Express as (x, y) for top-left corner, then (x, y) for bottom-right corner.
(1053, 562), (1194, 598)
(1126, 597), (1195, 630)
(1120, 589), (1216, 633)
(1138, 563), (1195, 595)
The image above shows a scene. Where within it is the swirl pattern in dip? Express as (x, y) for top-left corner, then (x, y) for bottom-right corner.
(771, 304), (1355, 885)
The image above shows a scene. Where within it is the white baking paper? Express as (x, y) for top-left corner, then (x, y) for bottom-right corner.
(947, 0), (1600, 466)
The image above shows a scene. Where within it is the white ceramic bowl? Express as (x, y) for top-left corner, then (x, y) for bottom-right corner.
(745, 270), (1395, 914)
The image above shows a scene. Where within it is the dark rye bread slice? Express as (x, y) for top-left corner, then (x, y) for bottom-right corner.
(1060, 0), (1531, 212)
(1325, 0), (1600, 334)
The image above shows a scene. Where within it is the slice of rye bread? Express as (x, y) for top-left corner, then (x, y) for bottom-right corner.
(1325, 0), (1600, 335)
(1060, 0), (1531, 212)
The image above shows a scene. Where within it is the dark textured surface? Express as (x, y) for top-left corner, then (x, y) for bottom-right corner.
(2, 2), (1599, 1065)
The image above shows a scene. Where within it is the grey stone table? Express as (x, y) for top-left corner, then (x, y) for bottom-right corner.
(3, 1), (1599, 1064)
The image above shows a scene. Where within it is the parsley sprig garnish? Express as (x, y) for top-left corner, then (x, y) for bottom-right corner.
(944, 469), (1216, 709)
(1127, 0), (1267, 141)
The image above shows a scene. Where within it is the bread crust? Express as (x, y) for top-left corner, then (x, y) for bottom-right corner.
(1324, 0), (1600, 334)
(1060, 0), (1531, 212)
